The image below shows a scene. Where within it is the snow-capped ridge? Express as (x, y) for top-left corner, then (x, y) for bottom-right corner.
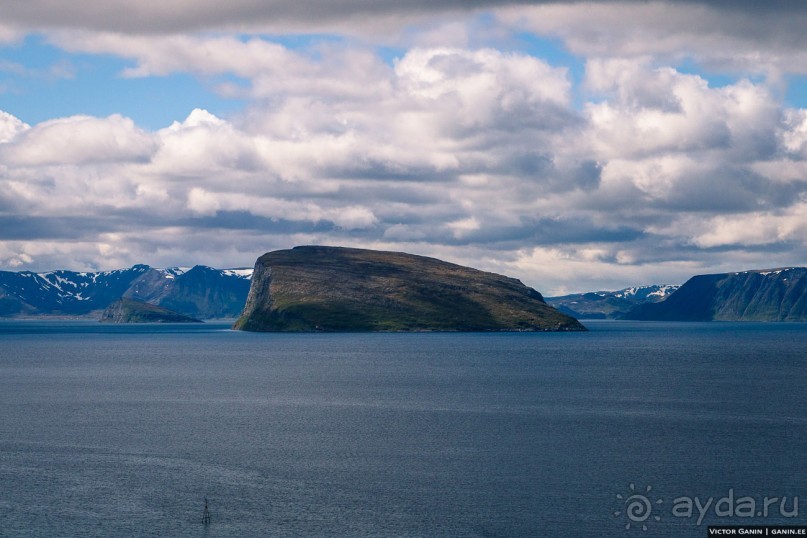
(546, 283), (681, 320)
(160, 267), (192, 279)
(1, 263), (253, 318)
(733, 267), (797, 276)
(608, 284), (680, 299)
(221, 268), (254, 279)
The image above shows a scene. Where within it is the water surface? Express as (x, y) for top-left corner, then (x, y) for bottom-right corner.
(0, 321), (805, 536)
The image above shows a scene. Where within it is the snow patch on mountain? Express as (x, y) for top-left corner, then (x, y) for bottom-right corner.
(1, 263), (253, 318)
(222, 268), (254, 279)
(613, 284), (679, 299)
(161, 267), (192, 279)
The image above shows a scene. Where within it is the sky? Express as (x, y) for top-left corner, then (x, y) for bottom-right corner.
(0, 1), (806, 295)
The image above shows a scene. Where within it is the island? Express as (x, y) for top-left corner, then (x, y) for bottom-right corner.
(233, 246), (585, 332)
(100, 298), (203, 323)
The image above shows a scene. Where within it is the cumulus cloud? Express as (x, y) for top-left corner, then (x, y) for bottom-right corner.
(0, 114), (156, 166)
(2, 3), (807, 292)
(152, 109), (265, 178)
(0, 42), (599, 281)
(576, 59), (801, 218)
(0, 111), (29, 143)
(1, 47), (805, 293)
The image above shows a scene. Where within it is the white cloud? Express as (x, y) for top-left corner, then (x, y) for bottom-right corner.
(186, 187), (221, 216)
(1, 251), (33, 268)
(394, 47), (570, 134)
(781, 109), (807, 157)
(54, 33), (297, 79)
(689, 203), (807, 249)
(153, 109), (264, 178)
(0, 110), (29, 143)
(447, 216), (481, 239)
(2, 8), (807, 292)
(583, 59), (781, 161)
(186, 187), (378, 230)
(0, 114), (156, 166)
(499, 244), (706, 296)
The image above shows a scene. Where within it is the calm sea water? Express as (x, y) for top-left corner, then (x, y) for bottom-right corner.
(0, 321), (805, 537)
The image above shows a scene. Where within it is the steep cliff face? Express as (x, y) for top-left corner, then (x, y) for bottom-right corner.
(234, 246), (585, 332)
(623, 268), (807, 321)
(99, 298), (202, 323)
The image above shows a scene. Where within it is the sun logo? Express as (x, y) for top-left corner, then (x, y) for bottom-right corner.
(614, 483), (663, 531)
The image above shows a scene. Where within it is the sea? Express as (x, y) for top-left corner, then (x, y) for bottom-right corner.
(0, 320), (805, 537)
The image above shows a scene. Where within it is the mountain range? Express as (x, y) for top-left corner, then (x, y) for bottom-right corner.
(1, 255), (804, 324)
(623, 268), (806, 321)
(546, 285), (680, 319)
(0, 265), (252, 319)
